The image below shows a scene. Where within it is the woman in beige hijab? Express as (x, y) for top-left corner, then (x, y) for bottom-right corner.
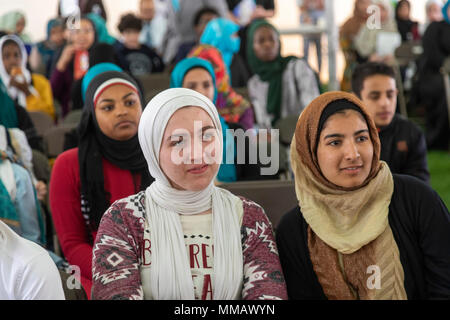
(276, 91), (450, 299)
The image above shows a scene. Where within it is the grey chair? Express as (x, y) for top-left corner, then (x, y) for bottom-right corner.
(28, 111), (55, 137)
(136, 73), (171, 103)
(220, 179), (297, 230)
(43, 124), (77, 158)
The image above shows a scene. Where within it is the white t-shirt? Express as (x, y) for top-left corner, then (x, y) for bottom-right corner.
(0, 221), (65, 300)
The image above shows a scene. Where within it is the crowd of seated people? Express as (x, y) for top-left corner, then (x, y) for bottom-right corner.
(0, 0), (449, 301)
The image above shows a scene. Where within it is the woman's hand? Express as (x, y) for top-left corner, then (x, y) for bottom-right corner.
(9, 77), (31, 96)
(35, 181), (47, 201)
(56, 44), (76, 72)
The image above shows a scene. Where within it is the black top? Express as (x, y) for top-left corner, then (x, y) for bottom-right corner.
(276, 174), (450, 300)
(226, 0), (275, 11)
(114, 42), (164, 78)
(379, 114), (429, 183)
(420, 21), (450, 73)
(15, 104), (44, 152)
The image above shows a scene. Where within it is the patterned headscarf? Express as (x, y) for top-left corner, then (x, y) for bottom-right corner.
(189, 44), (253, 129)
(200, 18), (241, 71)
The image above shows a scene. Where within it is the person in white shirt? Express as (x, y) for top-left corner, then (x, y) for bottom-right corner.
(0, 220), (65, 300)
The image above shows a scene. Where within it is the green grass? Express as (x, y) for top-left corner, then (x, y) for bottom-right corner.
(428, 151), (450, 209)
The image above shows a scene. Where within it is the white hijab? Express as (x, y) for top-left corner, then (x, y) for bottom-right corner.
(0, 35), (37, 108)
(138, 88), (244, 300)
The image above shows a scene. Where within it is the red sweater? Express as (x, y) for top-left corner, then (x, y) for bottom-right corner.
(49, 148), (142, 298)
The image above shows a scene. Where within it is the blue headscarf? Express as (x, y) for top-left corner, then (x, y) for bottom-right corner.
(170, 57), (218, 103)
(170, 57), (237, 183)
(46, 18), (64, 40)
(82, 62), (123, 103)
(200, 18), (241, 71)
(443, 0), (450, 24)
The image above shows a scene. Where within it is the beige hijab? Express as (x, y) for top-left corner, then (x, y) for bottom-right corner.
(290, 91), (406, 299)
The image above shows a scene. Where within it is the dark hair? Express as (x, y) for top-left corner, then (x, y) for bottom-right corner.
(351, 62), (396, 98)
(395, 0), (411, 20)
(118, 13), (143, 33)
(193, 7), (219, 27)
(2, 39), (20, 50)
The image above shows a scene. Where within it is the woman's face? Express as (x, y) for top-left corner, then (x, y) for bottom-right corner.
(159, 106), (220, 191)
(397, 2), (410, 20)
(2, 42), (21, 75)
(70, 19), (95, 51)
(94, 84), (142, 141)
(252, 26), (279, 62)
(50, 25), (65, 46)
(427, 3), (443, 22)
(316, 109), (374, 189)
(182, 68), (215, 102)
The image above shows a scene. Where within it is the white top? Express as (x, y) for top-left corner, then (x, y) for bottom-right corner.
(0, 220), (65, 300)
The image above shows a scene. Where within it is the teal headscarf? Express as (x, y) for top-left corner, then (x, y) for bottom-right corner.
(443, 0), (450, 24)
(86, 13), (116, 45)
(200, 18), (241, 71)
(170, 57), (237, 182)
(246, 19), (296, 124)
(82, 63), (123, 103)
(0, 79), (18, 129)
(170, 57), (218, 103)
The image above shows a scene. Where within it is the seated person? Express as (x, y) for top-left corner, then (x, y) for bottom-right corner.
(0, 11), (32, 45)
(276, 91), (450, 300)
(174, 7), (219, 64)
(0, 220), (65, 300)
(114, 13), (164, 77)
(91, 88), (288, 300)
(0, 35), (56, 120)
(139, 0), (167, 54)
(352, 62), (429, 183)
(246, 19), (319, 129)
(354, 0), (398, 64)
(395, 0), (420, 42)
(0, 142), (45, 248)
(30, 18), (66, 78)
(414, 0), (450, 150)
(50, 71), (154, 299)
(50, 16), (97, 117)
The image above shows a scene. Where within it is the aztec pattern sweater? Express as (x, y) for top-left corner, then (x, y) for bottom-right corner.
(91, 191), (288, 300)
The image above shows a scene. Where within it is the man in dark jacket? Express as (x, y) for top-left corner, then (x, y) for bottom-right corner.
(352, 62), (430, 183)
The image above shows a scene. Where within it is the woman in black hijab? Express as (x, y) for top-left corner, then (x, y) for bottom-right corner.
(49, 70), (153, 298)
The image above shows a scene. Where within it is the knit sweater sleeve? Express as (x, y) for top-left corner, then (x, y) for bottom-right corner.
(240, 197), (288, 300)
(91, 194), (145, 300)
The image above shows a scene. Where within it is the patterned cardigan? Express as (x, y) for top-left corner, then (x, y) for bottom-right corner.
(91, 191), (288, 300)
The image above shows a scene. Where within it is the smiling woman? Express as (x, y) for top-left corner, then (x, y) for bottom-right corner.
(276, 91), (450, 300)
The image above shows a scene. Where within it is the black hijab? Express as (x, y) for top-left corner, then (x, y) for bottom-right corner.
(78, 70), (153, 232)
(395, 0), (417, 41)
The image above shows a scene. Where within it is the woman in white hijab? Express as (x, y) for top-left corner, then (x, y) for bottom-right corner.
(354, 0), (399, 63)
(91, 88), (287, 300)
